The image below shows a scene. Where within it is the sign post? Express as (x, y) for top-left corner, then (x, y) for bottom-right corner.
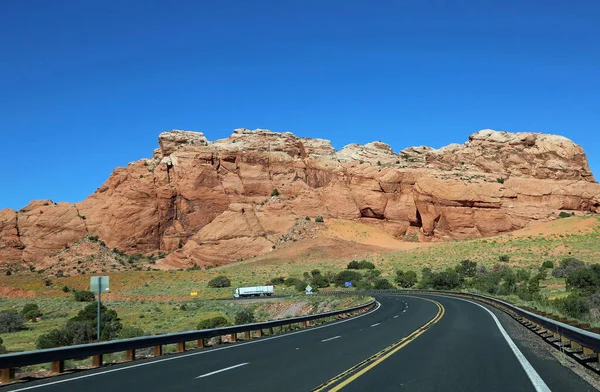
(90, 276), (110, 341)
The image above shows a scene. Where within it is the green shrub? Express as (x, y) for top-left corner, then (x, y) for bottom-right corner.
(358, 260), (375, 270)
(305, 216), (310, 221)
(373, 278), (394, 290)
(118, 326), (146, 339)
(270, 276), (285, 285)
(315, 216), (324, 223)
(0, 337), (6, 354)
(271, 189), (280, 197)
(558, 211), (571, 218)
(566, 266), (600, 294)
(498, 255), (510, 263)
(73, 290), (95, 302)
(496, 177), (505, 184)
(234, 308), (256, 325)
(333, 270), (363, 287)
(294, 280), (307, 292)
(554, 294), (590, 318)
(283, 277), (303, 287)
(0, 311), (25, 333)
(541, 260), (554, 269)
(37, 328), (71, 349)
(310, 269), (321, 277)
(395, 270), (418, 288)
(552, 257), (585, 278)
(455, 260), (477, 277)
(62, 285), (70, 293)
(310, 274), (330, 288)
(207, 276), (231, 288)
(21, 303), (42, 321)
(347, 260), (360, 270)
(198, 316), (231, 330)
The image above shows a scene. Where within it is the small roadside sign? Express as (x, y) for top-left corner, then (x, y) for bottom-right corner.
(305, 285), (313, 295)
(344, 282), (353, 287)
(90, 276), (110, 292)
(190, 292), (198, 296)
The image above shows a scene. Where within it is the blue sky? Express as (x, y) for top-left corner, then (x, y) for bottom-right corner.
(1, 1), (599, 210)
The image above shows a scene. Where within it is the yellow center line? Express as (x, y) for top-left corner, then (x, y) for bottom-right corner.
(313, 296), (445, 392)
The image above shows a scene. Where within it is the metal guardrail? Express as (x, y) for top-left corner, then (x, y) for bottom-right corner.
(0, 299), (376, 383)
(326, 289), (600, 370)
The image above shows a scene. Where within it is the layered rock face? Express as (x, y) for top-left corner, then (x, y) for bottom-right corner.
(1, 128), (598, 271)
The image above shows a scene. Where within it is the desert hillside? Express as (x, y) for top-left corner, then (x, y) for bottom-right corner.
(1, 128), (598, 273)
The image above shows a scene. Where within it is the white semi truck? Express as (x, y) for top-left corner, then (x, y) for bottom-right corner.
(233, 285), (274, 298)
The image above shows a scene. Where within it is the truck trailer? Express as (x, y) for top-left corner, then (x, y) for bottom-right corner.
(234, 285), (274, 298)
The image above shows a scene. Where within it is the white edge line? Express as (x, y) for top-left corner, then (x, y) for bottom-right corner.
(393, 315), (399, 319)
(447, 297), (551, 392)
(195, 362), (249, 379)
(370, 323), (380, 327)
(7, 302), (381, 391)
(321, 335), (342, 342)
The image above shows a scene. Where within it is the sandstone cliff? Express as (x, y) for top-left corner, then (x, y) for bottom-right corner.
(1, 128), (598, 272)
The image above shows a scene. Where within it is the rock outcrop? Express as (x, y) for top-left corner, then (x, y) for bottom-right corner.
(1, 128), (598, 271)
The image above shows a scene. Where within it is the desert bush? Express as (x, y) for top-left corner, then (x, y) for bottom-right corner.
(315, 216), (324, 223)
(358, 260), (375, 270)
(333, 270), (363, 287)
(552, 257), (585, 278)
(21, 303), (42, 321)
(541, 260), (554, 269)
(558, 211), (572, 218)
(455, 260), (477, 277)
(73, 290), (95, 302)
(373, 278), (394, 290)
(37, 328), (72, 349)
(310, 274), (330, 288)
(118, 326), (146, 339)
(347, 260), (360, 270)
(207, 276), (231, 288)
(0, 311), (25, 333)
(565, 265), (600, 294)
(554, 294), (590, 319)
(271, 189), (280, 197)
(283, 277), (303, 287)
(498, 255), (510, 263)
(198, 316), (231, 330)
(270, 276), (285, 285)
(395, 270), (418, 288)
(235, 308), (256, 325)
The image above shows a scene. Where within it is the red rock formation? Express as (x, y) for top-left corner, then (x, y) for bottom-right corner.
(1, 128), (598, 271)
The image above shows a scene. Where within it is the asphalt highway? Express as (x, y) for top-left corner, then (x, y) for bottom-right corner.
(4, 294), (596, 391)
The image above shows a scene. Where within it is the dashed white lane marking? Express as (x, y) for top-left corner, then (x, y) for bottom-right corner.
(6, 302), (382, 391)
(196, 362), (249, 379)
(393, 315), (399, 319)
(321, 335), (342, 342)
(371, 323), (380, 327)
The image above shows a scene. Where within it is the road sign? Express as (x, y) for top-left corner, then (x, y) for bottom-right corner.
(344, 282), (352, 287)
(90, 276), (110, 292)
(190, 292), (198, 296)
(90, 276), (110, 341)
(305, 285), (313, 295)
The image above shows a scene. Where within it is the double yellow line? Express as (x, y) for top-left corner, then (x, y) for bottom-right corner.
(314, 296), (445, 391)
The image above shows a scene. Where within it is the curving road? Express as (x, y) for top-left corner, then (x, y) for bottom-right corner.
(4, 294), (597, 391)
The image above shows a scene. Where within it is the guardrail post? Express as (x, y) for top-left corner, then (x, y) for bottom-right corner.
(126, 349), (135, 361)
(230, 333), (237, 342)
(256, 329), (263, 337)
(51, 360), (64, 374)
(244, 331), (251, 340)
(306, 320), (312, 327)
(300, 321), (307, 328)
(92, 354), (103, 367)
(1, 368), (13, 383)
(269, 327), (274, 335)
(177, 342), (186, 352)
(154, 345), (163, 357)
(197, 339), (205, 348)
